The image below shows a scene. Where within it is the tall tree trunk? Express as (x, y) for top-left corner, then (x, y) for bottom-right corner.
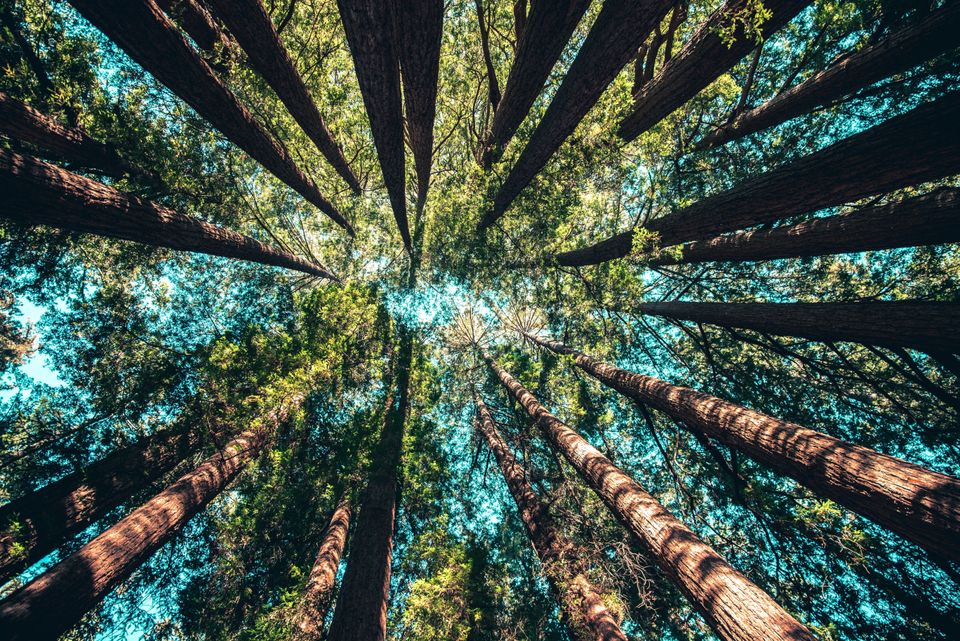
(650, 187), (960, 265)
(695, 2), (960, 150)
(154, 0), (231, 57)
(473, 394), (628, 641)
(553, 91), (960, 267)
(474, 0), (502, 111)
(482, 352), (818, 641)
(635, 300), (960, 354)
(205, 0), (361, 194)
(0, 149), (338, 280)
(512, 0), (527, 46)
(618, 0), (812, 142)
(480, 0), (591, 167)
(67, 0), (354, 234)
(336, 0), (409, 249)
(480, 0), (675, 230)
(523, 332), (960, 560)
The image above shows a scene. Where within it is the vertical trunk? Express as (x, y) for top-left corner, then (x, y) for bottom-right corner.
(525, 333), (960, 560)
(662, 2), (688, 65)
(205, 0), (361, 194)
(512, 0), (527, 46)
(154, 0), (231, 56)
(67, 0), (353, 234)
(0, 149), (338, 280)
(336, 0), (409, 249)
(618, 0), (812, 142)
(482, 353), (817, 641)
(474, 0), (502, 110)
(473, 395), (628, 641)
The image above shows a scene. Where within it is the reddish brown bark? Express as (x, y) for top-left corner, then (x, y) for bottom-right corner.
(0, 149), (338, 280)
(473, 394), (628, 641)
(67, 0), (353, 234)
(483, 352), (817, 641)
(526, 333), (960, 560)
(154, 0), (231, 56)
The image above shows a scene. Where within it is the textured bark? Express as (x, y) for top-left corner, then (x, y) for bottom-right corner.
(474, 0), (502, 110)
(650, 187), (960, 265)
(554, 91), (960, 267)
(67, 0), (353, 234)
(0, 149), (338, 280)
(154, 0), (231, 56)
(526, 333), (960, 560)
(695, 3), (960, 150)
(636, 300), (960, 354)
(618, 0), (812, 142)
(480, 0), (675, 229)
(481, 0), (591, 167)
(473, 395), (628, 641)
(513, 0), (527, 45)
(483, 353), (817, 641)
(336, 0), (409, 248)
(205, 0), (361, 193)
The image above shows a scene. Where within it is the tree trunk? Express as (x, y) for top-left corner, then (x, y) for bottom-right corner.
(618, 0), (812, 142)
(524, 332), (960, 561)
(154, 0), (231, 56)
(481, 0), (591, 167)
(474, 0), (502, 111)
(636, 300), (960, 354)
(473, 394), (628, 641)
(0, 149), (338, 280)
(650, 187), (960, 265)
(480, 0), (675, 230)
(695, 2), (960, 150)
(66, 0), (354, 234)
(205, 0), (361, 194)
(482, 352), (817, 641)
(336, 0), (409, 249)
(513, 0), (527, 46)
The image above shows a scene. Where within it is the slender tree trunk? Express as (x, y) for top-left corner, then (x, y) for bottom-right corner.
(0, 149), (338, 280)
(650, 187), (960, 265)
(481, 0), (591, 167)
(524, 332), (960, 560)
(618, 0), (812, 142)
(473, 394), (628, 641)
(336, 0), (409, 249)
(480, 0), (675, 230)
(154, 0), (231, 56)
(636, 300), (960, 354)
(513, 0), (527, 46)
(695, 2), (960, 150)
(67, 0), (353, 234)
(662, 2), (688, 65)
(205, 0), (361, 194)
(482, 352), (818, 641)
(474, 0), (502, 111)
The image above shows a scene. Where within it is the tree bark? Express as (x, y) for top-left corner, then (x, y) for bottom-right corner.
(473, 394), (628, 641)
(524, 332), (960, 561)
(482, 352), (818, 641)
(154, 0), (231, 56)
(67, 0), (354, 234)
(695, 2), (960, 150)
(513, 0), (527, 46)
(474, 0), (502, 111)
(336, 0), (409, 249)
(205, 0), (361, 193)
(618, 0), (812, 142)
(0, 149), (338, 280)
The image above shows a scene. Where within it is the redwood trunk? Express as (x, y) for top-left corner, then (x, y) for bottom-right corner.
(205, 0), (361, 193)
(154, 0), (231, 56)
(473, 395), (628, 641)
(483, 353), (817, 641)
(67, 0), (353, 234)
(0, 149), (338, 280)
(474, 0), (501, 110)
(527, 333), (960, 560)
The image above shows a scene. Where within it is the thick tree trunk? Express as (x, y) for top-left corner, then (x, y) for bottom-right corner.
(618, 0), (812, 142)
(0, 149), (338, 280)
(293, 494), (353, 641)
(474, 0), (502, 111)
(154, 0), (231, 56)
(481, 0), (591, 167)
(480, 0), (675, 229)
(336, 0), (409, 249)
(67, 0), (353, 234)
(525, 333), (960, 560)
(695, 3), (960, 150)
(473, 394), (628, 641)
(636, 300), (960, 354)
(650, 187), (960, 265)
(482, 353), (817, 641)
(205, 0), (361, 194)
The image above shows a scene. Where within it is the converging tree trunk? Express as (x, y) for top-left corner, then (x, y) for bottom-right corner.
(481, 352), (818, 641)
(0, 149), (338, 280)
(473, 0), (501, 111)
(154, 0), (231, 57)
(473, 394), (628, 641)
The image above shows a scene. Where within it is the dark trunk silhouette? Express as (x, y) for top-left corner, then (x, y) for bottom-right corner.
(473, 0), (501, 110)
(154, 0), (231, 56)
(513, 0), (526, 45)
(482, 352), (818, 641)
